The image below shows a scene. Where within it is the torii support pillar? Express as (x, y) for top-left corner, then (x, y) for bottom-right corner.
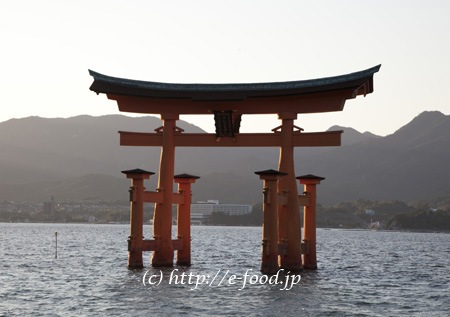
(255, 169), (287, 274)
(152, 113), (178, 267)
(174, 174), (200, 266)
(278, 112), (303, 271)
(122, 168), (154, 269)
(297, 174), (325, 270)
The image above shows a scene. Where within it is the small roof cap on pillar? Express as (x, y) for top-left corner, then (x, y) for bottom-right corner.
(121, 168), (155, 175)
(174, 173), (200, 179)
(296, 174), (325, 180)
(254, 169), (288, 176)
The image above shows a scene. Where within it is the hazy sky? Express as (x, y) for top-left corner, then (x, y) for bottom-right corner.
(1, 0), (449, 135)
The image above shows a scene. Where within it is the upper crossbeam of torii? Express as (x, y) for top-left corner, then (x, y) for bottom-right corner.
(89, 65), (380, 271)
(89, 65), (380, 147)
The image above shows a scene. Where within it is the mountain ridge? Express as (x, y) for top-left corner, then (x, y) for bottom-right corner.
(1, 111), (448, 204)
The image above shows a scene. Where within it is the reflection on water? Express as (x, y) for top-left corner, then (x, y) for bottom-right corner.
(0, 224), (449, 316)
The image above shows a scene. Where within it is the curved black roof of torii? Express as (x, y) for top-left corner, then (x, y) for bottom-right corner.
(89, 65), (381, 101)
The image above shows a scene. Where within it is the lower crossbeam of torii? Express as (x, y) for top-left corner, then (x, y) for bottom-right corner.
(89, 65), (380, 272)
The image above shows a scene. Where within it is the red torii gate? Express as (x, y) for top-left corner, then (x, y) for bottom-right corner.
(89, 65), (380, 272)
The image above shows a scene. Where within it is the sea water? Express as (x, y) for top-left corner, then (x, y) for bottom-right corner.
(0, 223), (449, 316)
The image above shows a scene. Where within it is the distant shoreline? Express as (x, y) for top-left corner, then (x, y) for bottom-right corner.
(2, 221), (449, 234)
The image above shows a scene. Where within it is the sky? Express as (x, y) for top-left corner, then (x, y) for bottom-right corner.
(1, 0), (449, 136)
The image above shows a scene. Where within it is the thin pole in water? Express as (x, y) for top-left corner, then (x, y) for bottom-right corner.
(55, 231), (58, 258)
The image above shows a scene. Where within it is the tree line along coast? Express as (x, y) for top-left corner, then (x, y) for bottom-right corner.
(2, 197), (449, 232)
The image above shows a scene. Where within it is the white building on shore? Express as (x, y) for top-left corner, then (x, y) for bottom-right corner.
(191, 200), (252, 224)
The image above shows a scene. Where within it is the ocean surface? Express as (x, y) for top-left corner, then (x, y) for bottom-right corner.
(0, 223), (449, 316)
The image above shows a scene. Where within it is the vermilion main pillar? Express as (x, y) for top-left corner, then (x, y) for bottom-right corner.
(297, 174), (325, 270)
(151, 113), (178, 266)
(278, 112), (303, 271)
